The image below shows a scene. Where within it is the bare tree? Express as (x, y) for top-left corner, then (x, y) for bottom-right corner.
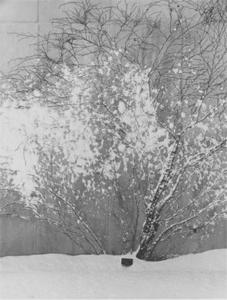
(3, 0), (227, 260)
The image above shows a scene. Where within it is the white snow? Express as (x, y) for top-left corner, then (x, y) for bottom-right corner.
(0, 249), (226, 298)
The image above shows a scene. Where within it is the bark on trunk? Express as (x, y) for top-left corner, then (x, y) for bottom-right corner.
(136, 240), (150, 260)
(136, 223), (159, 260)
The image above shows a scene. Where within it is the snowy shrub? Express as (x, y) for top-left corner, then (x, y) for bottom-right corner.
(12, 52), (168, 254)
(1, 0), (226, 259)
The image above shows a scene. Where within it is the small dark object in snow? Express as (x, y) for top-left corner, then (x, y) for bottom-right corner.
(121, 258), (133, 266)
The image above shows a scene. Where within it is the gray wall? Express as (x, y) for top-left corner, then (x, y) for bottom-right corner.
(0, 214), (82, 256)
(154, 220), (227, 259)
(0, 0), (68, 73)
(0, 214), (226, 258)
(0, 0), (154, 73)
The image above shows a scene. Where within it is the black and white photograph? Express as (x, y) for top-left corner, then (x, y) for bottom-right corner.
(0, 0), (226, 298)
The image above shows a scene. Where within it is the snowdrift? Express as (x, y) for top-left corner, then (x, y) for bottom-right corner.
(0, 249), (226, 298)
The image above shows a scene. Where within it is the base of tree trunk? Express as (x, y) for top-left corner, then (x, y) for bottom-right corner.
(136, 249), (146, 260)
(137, 247), (169, 261)
(136, 243), (150, 260)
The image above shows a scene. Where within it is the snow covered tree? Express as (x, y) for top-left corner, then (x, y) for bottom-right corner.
(18, 55), (167, 254)
(4, 0), (227, 259)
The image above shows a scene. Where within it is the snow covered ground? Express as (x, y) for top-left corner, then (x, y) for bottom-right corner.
(0, 249), (226, 298)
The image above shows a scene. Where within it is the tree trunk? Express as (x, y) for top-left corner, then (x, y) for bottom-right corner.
(136, 239), (150, 260)
(136, 219), (159, 260)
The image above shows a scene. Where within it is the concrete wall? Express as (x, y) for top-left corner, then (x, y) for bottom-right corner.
(0, 213), (226, 258)
(0, 0), (68, 73)
(0, 214), (83, 256)
(153, 220), (227, 260)
(0, 0), (155, 73)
